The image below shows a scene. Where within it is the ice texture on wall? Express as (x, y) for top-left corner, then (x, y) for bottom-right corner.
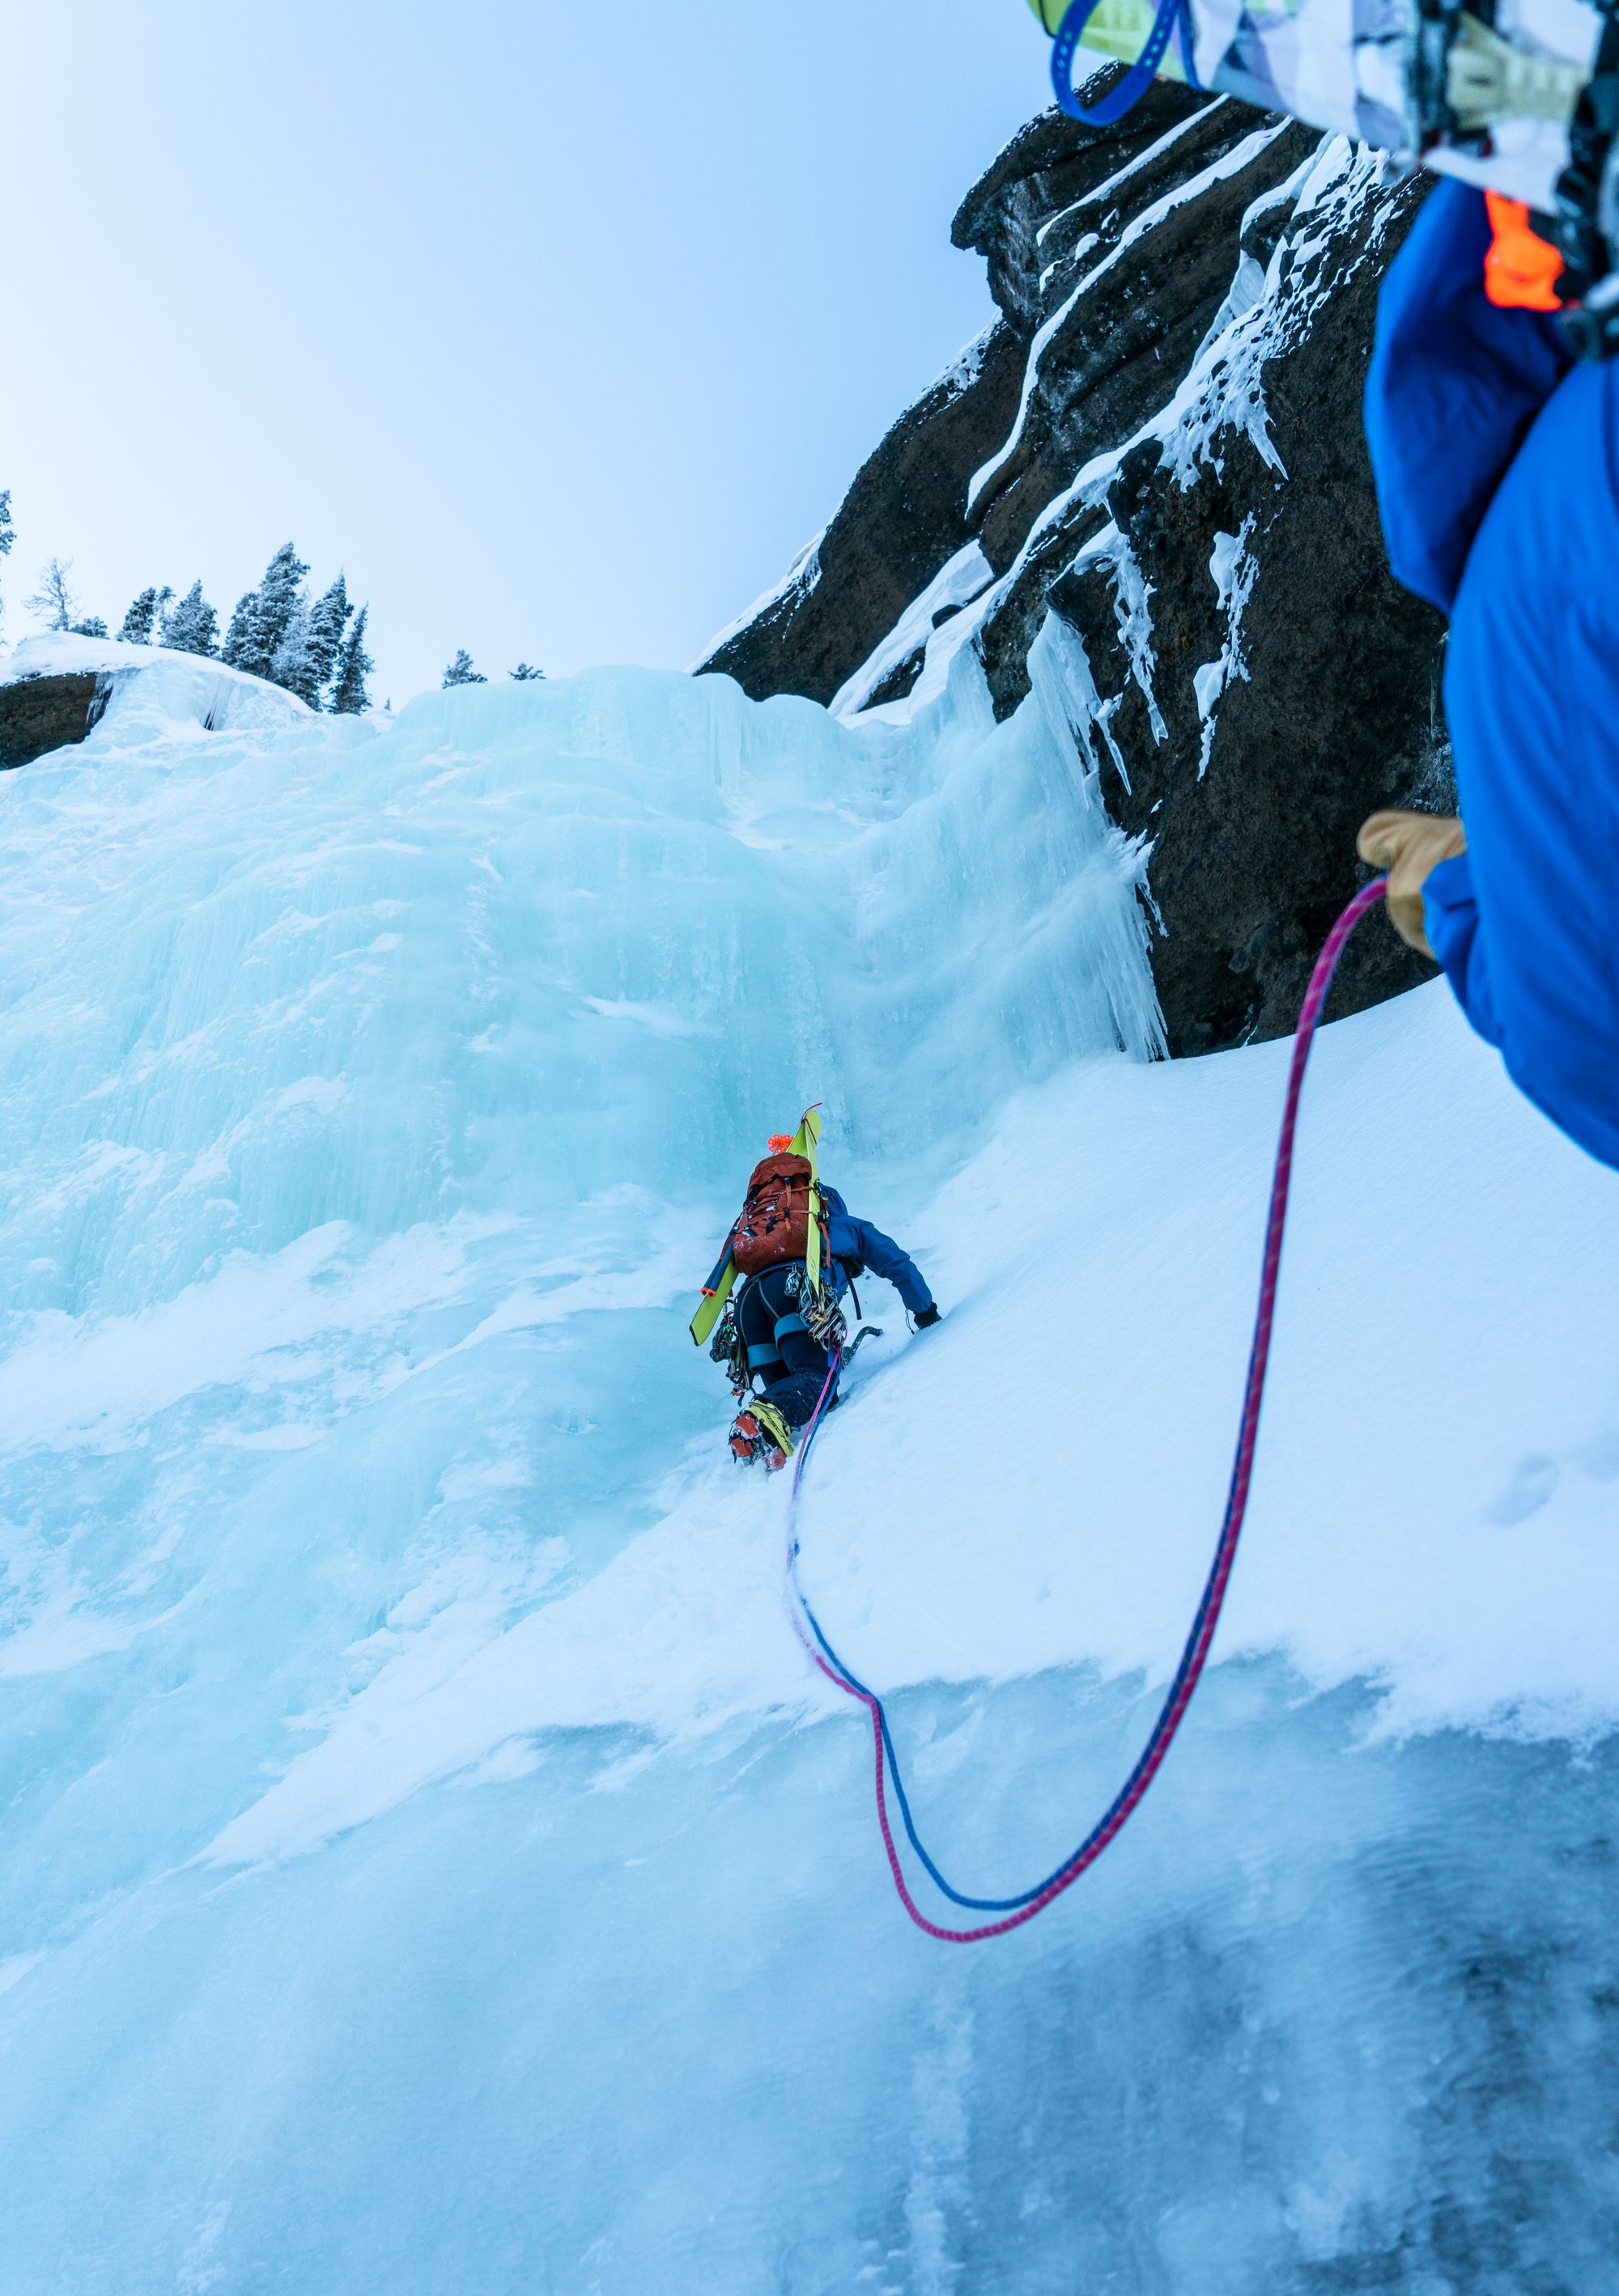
(2, 647), (1617, 2292)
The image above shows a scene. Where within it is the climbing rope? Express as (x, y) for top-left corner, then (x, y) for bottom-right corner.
(784, 877), (1387, 1942)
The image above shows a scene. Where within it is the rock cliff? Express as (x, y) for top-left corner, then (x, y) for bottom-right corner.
(702, 86), (1451, 1054)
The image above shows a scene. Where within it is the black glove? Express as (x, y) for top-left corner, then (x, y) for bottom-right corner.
(913, 1303), (941, 1330)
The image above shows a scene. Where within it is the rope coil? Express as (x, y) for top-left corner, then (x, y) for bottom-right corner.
(785, 878), (1387, 1942)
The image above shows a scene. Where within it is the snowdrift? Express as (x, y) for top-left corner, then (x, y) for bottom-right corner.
(2, 645), (1617, 2291)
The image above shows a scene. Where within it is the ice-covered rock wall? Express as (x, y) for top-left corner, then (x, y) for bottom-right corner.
(703, 87), (1451, 1055)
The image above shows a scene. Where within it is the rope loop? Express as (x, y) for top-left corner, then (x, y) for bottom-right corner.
(786, 877), (1387, 1942)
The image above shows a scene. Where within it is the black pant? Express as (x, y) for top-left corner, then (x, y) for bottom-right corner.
(735, 1263), (836, 1429)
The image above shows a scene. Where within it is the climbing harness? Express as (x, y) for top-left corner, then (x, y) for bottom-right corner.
(1048, 0), (1200, 123)
(784, 878), (1388, 1942)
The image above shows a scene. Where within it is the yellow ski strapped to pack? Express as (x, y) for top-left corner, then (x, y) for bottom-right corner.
(688, 1105), (826, 1346)
(689, 1257), (737, 1349)
(788, 1105), (826, 1300)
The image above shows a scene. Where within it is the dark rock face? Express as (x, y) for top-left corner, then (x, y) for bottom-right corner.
(0, 673), (109, 771)
(700, 84), (1452, 1053)
(704, 322), (1029, 710)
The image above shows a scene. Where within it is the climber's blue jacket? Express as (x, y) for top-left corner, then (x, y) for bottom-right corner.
(817, 1186), (933, 1315)
(1364, 180), (1619, 1173)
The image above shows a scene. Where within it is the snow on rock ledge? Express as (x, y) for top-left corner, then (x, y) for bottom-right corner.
(0, 634), (311, 770)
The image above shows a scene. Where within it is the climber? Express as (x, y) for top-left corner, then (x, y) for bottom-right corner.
(691, 1112), (939, 1471)
(1359, 176), (1619, 1176)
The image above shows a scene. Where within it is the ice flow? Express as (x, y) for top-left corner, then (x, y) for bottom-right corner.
(1, 635), (1617, 2293)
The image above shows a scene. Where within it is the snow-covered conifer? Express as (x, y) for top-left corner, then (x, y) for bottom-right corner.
(222, 544), (309, 685)
(330, 605), (373, 715)
(305, 575), (352, 706)
(442, 649), (486, 687)
(70, 617), (109, 638)
(164, 582), (219, 657)
(271, 605), (319, 707)
(221, 592), (257, 667)
(509, 662), (545, 681)
(119, 588), (161, 645)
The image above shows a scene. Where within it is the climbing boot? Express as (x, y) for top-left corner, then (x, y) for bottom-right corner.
(1357, 809), (1467, 960)
(729, 1398), (797, 1471)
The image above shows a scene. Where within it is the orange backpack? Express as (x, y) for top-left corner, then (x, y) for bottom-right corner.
(731, 1152), (824, 1276)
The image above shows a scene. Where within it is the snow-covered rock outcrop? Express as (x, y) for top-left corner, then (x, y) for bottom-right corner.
(0, 634), (309, 770)
(704, 86), (1450, 1054)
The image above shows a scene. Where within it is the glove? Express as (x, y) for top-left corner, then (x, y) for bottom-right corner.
(913, 1303), (941, 1330)
(1356, 809), (1467, 960)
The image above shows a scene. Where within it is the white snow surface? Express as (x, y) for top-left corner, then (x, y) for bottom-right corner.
(2, 643), (1617, 2290)
(2, 631), (312, 733)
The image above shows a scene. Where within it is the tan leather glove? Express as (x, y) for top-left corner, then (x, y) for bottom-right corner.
(1356, 809), (1467, 960)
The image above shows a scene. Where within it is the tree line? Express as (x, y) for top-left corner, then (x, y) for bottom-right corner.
(2, 495), (545, 707)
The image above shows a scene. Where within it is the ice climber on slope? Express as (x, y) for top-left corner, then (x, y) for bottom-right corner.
(1360, 179), (1619, 1175)
(691, 1112), (939, 1472)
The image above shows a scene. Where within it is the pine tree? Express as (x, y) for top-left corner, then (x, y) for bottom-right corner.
(329, 605), (373, 715)
(70, 616), (109, 638)
(442, 649), (486, 687)
(270, 605), (319, 707)
(119, 587), (160, 644)
(0, 490), (12, 634)
(221, 544), (309, 683)
(304, 575), (352, 706)
(164, 582), (219, 657)
(222, 591), (257, 664)
(26, 556), (79, 630)
(509, 662), (545, 681)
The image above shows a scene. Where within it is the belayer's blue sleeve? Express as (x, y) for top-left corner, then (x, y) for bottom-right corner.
(844, 1218), (933, 1315)
(1365, 180), (1572, 616)
(1422, 854), (1503, 1050)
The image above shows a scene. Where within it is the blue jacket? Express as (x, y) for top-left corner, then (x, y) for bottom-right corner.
(1364, 182), (1619, 1172)
(818, 1186), (933, 1315)
(703, 1185), (933, 1316)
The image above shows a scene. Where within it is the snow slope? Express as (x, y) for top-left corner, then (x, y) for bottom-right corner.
(2, 647), (1617, 2291)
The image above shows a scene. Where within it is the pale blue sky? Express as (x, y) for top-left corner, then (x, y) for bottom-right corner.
(2, 2), (1044, 704)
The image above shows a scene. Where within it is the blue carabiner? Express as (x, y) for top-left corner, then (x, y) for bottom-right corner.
(1051, 0), (1200, 125)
